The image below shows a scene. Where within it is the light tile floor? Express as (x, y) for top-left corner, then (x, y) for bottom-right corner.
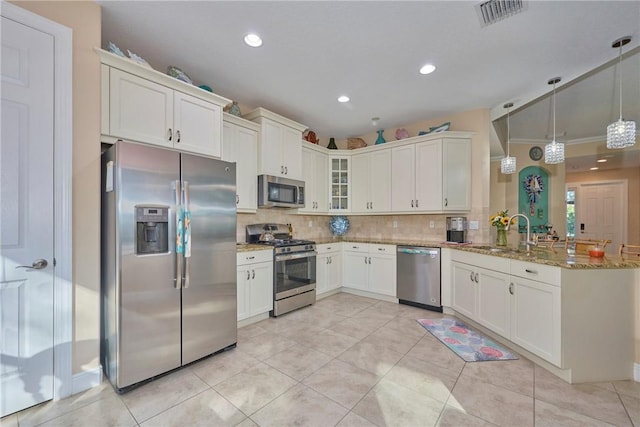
(5, 292), (639, 427)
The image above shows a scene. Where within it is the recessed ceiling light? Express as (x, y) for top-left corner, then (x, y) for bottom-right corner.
(371, 117), (380, 126)
(590, 167), (599, 170)
(244, 33), (263, 47)
(596, 159), (607, 163)
(419, 64), (436, 75)
(337, 95), (350, 103)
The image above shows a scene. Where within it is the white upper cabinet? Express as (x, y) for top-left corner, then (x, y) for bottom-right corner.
(244, 108), (307, 181)
(300, 145), (328, 213)
(98, 50), (230, 158)
(351, 151), (391, 214)
(222, 113), (259, 212)
(392, 135), (471, 212)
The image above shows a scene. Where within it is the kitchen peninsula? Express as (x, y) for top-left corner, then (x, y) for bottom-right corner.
(239, 240), (639, 384)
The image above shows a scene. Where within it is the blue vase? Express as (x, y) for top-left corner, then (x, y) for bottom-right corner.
(375, 129), (386, 145)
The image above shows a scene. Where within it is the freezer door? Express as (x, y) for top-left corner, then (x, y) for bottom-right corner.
(180, 153), (237, 364)
(115, 142), (182, 388)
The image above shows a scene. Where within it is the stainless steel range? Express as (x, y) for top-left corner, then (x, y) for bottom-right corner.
(246, 224), (316, 316)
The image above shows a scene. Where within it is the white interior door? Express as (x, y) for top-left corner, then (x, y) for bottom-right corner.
(575, 181), (626, 254)
(1, 16), (55, 417)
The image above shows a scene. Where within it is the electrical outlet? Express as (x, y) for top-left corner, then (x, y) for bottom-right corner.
(429, 220), (435, 229)
(393, 220), (398, 228)
(469, 220), (479, 230)
(308, 220), (313, 227)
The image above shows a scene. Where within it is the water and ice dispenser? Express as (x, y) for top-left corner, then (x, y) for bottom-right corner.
(135, 205), (169, 255)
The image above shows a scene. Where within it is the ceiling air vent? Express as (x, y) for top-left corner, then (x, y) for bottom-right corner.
(475, 0), (527, 27)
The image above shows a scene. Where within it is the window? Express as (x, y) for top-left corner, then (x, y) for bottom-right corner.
(566, 188), (576, 238)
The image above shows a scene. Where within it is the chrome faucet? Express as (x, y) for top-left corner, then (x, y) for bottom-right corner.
(506, 213), (538, 253)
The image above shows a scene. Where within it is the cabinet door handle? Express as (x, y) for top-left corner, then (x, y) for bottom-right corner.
(326, 246), (332, 250)
(368, 257), (372, 264)
(236, 194), (240, 205)
(246, 270), (250, 280)
(281, 165), (284, 174)
(509, 282), (514, 295)
(176, 130), (181, 143)
(474, 273), (479, 283)
(378, 248), (385, 251)
(525, 269), (538, 274)
(168, 128), (173, 141)
(411, 200), (414, 208)
(415, 199), (419, 208)
(370, 201), (373, 209)
(364, 256), (367, 264)
(252, 269), (255, 279)
(329, 256), (332, 264)
(285, 166), (288, 175)
(326, 257), (329, 265)
(470, 272), (474, 282)
(444, 198), (448, 207)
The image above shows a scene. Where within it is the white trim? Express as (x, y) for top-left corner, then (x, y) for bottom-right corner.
(634, 362), (640, 382)
(1, 2), (74, 401)
(72, 367), (103, 395)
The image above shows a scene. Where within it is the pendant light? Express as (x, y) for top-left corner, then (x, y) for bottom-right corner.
(501, 102), (516, 174)
(544, 77), (564, 164)
(607, 36), (636, 149)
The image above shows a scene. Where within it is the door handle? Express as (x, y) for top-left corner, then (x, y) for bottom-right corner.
(252, 269), (255, 279)
(176, 130), (181, 143)
(236, 194), (240, 205)
(247, 270), (250, 280)
(415, 199), (419, 208)
(509, 282), (514, 295)
(444, 198), (448, 207)
(16, 259), (48, 270)
(470, 272), (474, 282)
(281, 165), (284, 174)
(474, 272), (479, 283)
(411, 200), (414, 208)
(168, 128), (173, 141)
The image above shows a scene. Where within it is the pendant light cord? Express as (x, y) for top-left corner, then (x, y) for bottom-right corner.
(506, 104), (511, 157)
(618, 43), (623, 120)
(552, 81), (556, 142)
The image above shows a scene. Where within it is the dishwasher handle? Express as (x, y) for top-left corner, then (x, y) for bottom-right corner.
(397, 247), (440, 256)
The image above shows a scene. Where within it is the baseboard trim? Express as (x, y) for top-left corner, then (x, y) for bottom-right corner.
(635, 362), (640, 382)
(71, 366), (103, 395)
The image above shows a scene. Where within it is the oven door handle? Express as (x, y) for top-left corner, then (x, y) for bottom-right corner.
(275, 251), (316, 261)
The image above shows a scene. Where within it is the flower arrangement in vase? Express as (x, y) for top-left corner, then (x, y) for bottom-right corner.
(489, 210), (515, 246)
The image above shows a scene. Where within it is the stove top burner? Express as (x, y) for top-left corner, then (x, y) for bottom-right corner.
(255, 238), (315, 247)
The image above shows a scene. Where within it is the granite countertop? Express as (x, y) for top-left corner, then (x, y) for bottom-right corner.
(237, 238), (640, 269)
(236, 243), (272, 252)
(310, 238), (640, 269)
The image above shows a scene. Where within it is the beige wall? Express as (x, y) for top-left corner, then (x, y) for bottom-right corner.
(12, 1), (102, 374)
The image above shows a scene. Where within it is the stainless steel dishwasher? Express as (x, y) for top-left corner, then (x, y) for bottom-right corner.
(396, 246), (442, 312)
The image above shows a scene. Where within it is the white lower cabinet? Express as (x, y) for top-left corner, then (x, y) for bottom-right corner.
(316, 243), (342, 295)
(509, 274), (561, 365)
(236, 250), (273, 321)
(342, 243), (396, 297)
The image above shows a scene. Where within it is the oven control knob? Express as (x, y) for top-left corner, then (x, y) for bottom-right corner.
(286, 247), (291, 252)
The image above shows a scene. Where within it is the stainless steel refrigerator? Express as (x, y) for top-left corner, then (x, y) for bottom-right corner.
(101, 140), (237, 392)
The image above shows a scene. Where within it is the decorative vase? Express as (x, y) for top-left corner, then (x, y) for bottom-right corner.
(327, 137), (338, 149)
(228, 101), (241, 116)
(375, 129), (386, 145)
(329, 216), (350, 236)
(496, 226), (508, 246)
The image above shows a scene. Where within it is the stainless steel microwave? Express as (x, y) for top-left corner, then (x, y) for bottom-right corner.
(258, 174), (305, 208)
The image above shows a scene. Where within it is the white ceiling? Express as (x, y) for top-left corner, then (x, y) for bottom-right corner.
(99, 1), (640, 157)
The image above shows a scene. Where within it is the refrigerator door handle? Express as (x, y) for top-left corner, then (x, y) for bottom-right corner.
(174, 180), (183, 289)
(183, 180), (191, 289)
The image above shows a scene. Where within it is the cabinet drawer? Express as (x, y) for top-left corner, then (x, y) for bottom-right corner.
(510, 260), (560, 286)
(237, 250), (272, 265)
(369, 244), (395, 255)
(451, 249), (510, 272)
(343, 242), (368, 253)
(317, 243), (342, 254)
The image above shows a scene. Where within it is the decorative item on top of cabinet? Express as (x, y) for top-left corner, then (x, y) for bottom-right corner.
(418, 122), (451, 135)
(227, 101), (241, 116)
(395, 128), (409, 140)
(347, 138), (367, 149)
(167, 65), (193, 84)
(303, 130), (319, 144)
(375, 129), (386, 144)
(327, 137), (338, 149)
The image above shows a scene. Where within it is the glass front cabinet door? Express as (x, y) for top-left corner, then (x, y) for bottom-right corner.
(329, 156), (350, 212)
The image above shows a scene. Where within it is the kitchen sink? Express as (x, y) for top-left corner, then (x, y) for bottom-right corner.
(471, 245), (521, 254)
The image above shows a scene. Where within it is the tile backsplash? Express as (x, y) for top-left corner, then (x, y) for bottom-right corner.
(237, 210), (489, 243)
